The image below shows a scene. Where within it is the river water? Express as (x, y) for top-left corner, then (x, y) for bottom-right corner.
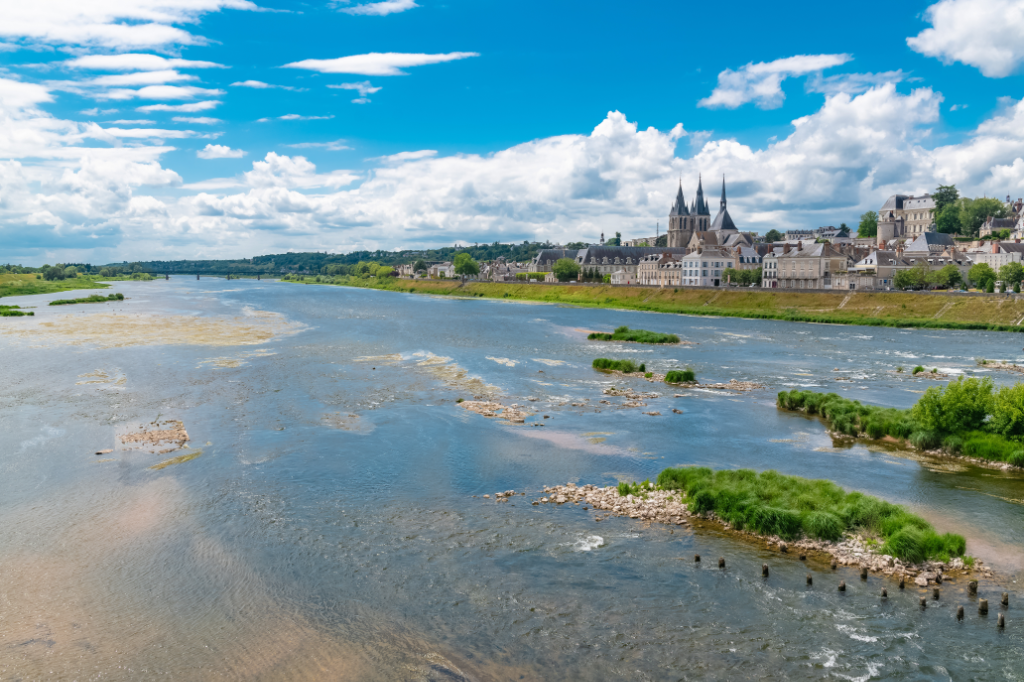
(1, 279), (1022, 681)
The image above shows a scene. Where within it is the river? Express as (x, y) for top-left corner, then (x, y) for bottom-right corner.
(1, 278), (1022, 680)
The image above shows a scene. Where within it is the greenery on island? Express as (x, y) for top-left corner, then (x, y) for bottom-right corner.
(592, 358), (646, 373)
(778, 378), (1024, 468)
(721, 266), (762, 286)
(453, 252), (479, 280)
(0, 273), (112, 299)
(858, 210), (878, 238)
(764, 229), (784, 243)
(650, 467), (965, 563)
(49, 293), (124, 306)
(664, 369), (696, 383)
(588, 325), (680, 344)
(553, 257), (580, 282)
(0, 305), (34, 317)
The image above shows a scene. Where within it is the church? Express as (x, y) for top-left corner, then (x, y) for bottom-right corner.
(667, 175), (738, 248)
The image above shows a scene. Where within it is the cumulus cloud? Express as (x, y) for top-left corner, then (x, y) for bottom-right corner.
(327, 81), (381, 96)
(108, 118), (155, 124)
(198, 144), (245, 159)
(137, 100), (221, 112)
(283, 52), (479, 76)
(908, 0), (1024, 77)
(88, 70), (198, 86)
(173, 116), (222, 124)
(370, 150), (437, 163)
(806, 70), (907, 96)
(98, 85), (225, 101)
(0, 0), (256, 51)
(230, 79), (302, 90)
(65, 54), (226, 71)
(336, 0), (418, 15)
(699, 53), (853, 109)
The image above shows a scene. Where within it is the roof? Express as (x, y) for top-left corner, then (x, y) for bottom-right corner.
(669, 182), (688, 217)
(533, 249), (581, 264)
(576, 246), (687, 263)
(904, 232), (955, 252)
(880, 195), (909, 211)
(710, 208), (737, 231)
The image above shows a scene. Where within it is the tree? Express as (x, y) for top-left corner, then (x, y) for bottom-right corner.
(894, 263), (928, 290)
(605, 231), (622, 246)
(935, 203), (961, 234)
(655, 234), (667, 247)
(960, 197), (1008, 236)
(413, 259), (427, 273)
(969, 262), (997, 289)
(911, 376), (993, 434)
(552, 257), (580, 282)
(991, 384), (1024, 437)
(933, 185), (959, 212)
(858, 210), (878, 238)
(928, 264), (962, 289)
(453, 252), (479, 280)
(764, 229), (784, 243)
(999, 262), (1024, 289)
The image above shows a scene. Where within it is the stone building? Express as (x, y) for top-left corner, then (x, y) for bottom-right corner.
(761, 242), (854, 290)
(575, 245), (688, 280)
(667, 176), (711, 247)
(878, 194), (936, 236)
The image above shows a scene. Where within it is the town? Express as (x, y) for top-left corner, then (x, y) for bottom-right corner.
(395, 178), (1024, 293)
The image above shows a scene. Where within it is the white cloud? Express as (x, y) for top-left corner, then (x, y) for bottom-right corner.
(336, 0), (418, 16)
(283, 52), (479, 76)
(108, 118), (155, 124)
(230, 80), (301, 90)
(806, 70), (907, 96)
(198, 144), (246, 159)
(258, 114), (335, 121)
(89, 70), (197, 86)
(0, 1), (256, 51)
(173, 116), (222, 124)
(80, 107), (119, 116)
(699, 54), (853, 109)
(950, 103), (969, 111)
(287, 139), (351, 151)
(327, 81), (381, 96)
(351, 97), (370, 104)
(65, 54), (226, 71)
(908, 0), (1024, 77)
(137, 100), (221, 112)
(370, 150), (437, 164)
(98, 85), (225, 101)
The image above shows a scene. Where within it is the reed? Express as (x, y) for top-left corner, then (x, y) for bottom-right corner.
(588, 325), (680, 344)
(593, 358), (645, 373)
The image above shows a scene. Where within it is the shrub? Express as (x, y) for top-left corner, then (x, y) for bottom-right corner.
(1006, 450), (1024, 467)
(588, 326), (680, 344)
(592, 358), (641, 373)
(990, 383), (1024, 437)
(896, 365), (904, 373)
(909, 430), (942, 450)
(665, 369), (696, 383)
(960, 431), (1017, 462)
(913, 365), (925, 374)
(802, 511), (845, 541)
(644, 372), (653, 378)
(910, 376), (993, 434)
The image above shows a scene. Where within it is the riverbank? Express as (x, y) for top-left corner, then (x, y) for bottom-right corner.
(0, 273), (111, 298)
(310, 276), (1024, 333)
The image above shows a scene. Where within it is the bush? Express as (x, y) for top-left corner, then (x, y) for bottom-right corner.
(990, 383), (1024, 437)
(1006, 450), (1024, 467)
(960, 431), (1018, 462)
(593, 358), (641, 373)
(665, 369), (696, 383)
(913, 365), (925, 374)
(588, 326), (680, 344)
(911, 376), (993, 434)
(654, 466), (964, 562)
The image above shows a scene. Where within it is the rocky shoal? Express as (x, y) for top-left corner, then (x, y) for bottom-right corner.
(528, 482), (991, 585)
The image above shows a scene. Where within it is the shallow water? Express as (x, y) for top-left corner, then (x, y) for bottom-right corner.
(1, 279), (1022, 680)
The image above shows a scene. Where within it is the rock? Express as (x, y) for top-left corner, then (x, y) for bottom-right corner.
(914, 575), (929, 587)
(483, 494), (490, 499)
(779, 541), (788, 553)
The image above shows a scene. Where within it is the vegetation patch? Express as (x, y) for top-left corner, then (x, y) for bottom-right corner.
(0, 305), (34, 317)
(588, 325), (680, 344)
(655, 467), (965, 563)
(664, 369), (696, 384)
(150, 450), (202, 470)
(777, 378), (1024, 467)
(593, 357), (646, 373)
(49, 293), (124, 306)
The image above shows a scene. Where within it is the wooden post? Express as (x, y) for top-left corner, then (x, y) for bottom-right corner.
(1002, 592), (1009, 607)
(920, 597), (927, 609)
(881, 588), (887, 598)
(933, 587), (940, 600)
(899, 576), (905, 590)
(969, 580), (978, 596)
(980, 599), (989, 615)
(860, 567), (868, 580)
(718, 557), (725, 569)
(957, 605), (964, 620)
(807, 573), (813, 586)
(838, 580), (846, 592)
(998, 613), (1005, 628)
(762, 563), (769, 577)
(830, 558), (837, 570)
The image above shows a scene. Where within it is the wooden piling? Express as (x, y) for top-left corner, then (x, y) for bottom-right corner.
(762, 563), (769, 577)
(998, 613), (1005, 628)
(980, 599), (989, 615)
(718, 557), (725, 569)
(860, 567), (868, 580)
(969, 580), (978, 595)
(830, 558), (837, 570)
(807, 573), (813, 586)
(920, 597), (927, 608)
(899, 576), (905, 590)
(838, 580), (846, 592)
(1002, 592), (1009, 607)
(881, 588), (887, 598)
(694, 554), (700, 562)
(957, 605), (964, 621)
(933, 588), (940, 600)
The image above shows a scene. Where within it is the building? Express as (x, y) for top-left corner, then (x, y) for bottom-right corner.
(979, 216), (1019, 238)
(667, 176), (714, 247)
(878, 194), (936, 236)
(575, 245), (688, 281)
(762, 242), (854, 290)
(968, 240), (1024, 270)
(529, 249), (580, 272)
(676, 248), (733, 287)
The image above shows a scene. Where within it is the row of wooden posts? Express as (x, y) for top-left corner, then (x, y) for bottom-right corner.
(693, 554), (1008, 627)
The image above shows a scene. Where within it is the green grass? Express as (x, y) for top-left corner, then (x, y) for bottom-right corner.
(593, 357), (645, 373)
(0, 273), (112, 299)
(49, 293), (125, 306)
(665, 369), (696, 383)
(777, 387), (1024, 466)
(588, 325), (680, 344)
(653, 466), (965, 562)
(0, 305), (33, 317)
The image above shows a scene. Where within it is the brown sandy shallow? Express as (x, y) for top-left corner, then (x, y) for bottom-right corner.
(0, 477), (531, 682)
(0, 309), (305, 348)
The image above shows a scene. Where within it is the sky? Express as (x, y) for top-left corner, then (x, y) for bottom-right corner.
(1, 0), (1023, 265)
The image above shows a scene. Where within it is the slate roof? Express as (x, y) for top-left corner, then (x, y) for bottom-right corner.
(904, 232), (955, 252)
(669, 182), (688, 217)
(575, 246), (688, 264)
(533, 249), (582, 265)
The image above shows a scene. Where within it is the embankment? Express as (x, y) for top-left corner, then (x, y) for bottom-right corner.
(320, 277), (1024, 332)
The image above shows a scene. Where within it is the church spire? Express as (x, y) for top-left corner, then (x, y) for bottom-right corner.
(694, 174), (710, 216)
(669, 179), (688, 216)
(720, 174), (727, 211)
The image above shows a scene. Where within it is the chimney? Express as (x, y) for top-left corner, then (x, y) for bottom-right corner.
(1016, 238), (1020, 244)
(797, 241), (803, 251)
(992, 241), (1000, 254)
(783, 243), (791, 254)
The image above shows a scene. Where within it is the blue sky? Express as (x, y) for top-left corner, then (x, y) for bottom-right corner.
(1, 0), (1023, 264)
